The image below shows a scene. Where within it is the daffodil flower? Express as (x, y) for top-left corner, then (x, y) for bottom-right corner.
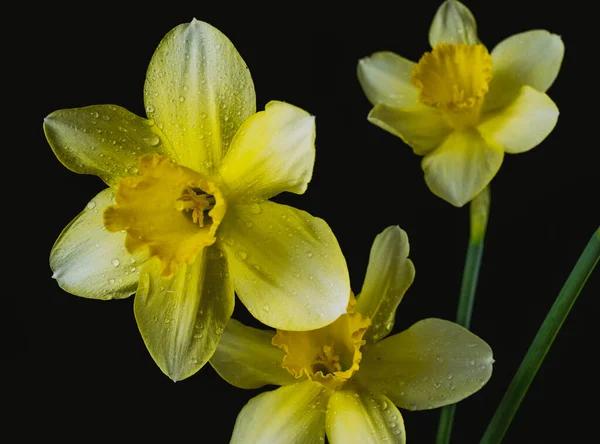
(45, 19), (351, 381)
(210, 226), (494, 443)
(358, 0), (564, 207)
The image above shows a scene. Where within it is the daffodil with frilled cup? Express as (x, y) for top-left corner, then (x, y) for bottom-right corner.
(45, 20), (350, 381)
(358, 0), (564, 207)
(211, 226), (494, 443)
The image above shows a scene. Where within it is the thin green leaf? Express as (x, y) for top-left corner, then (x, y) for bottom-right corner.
(480, 226), (600, 444)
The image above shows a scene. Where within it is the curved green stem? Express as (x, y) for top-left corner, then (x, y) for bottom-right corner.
(436, 187), (491, 444)
(480, 226), (600, 444)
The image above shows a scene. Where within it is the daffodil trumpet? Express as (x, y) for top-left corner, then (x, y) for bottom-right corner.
(210, 226), (494, 443)
(45, 19), (351, 381)
(358, 0), (564, 207)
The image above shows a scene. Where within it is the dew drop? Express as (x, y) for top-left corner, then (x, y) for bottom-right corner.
(102, 114), (110, 121)
(178, 96), (185, 102)
(108, 278), (115, 284)
(111, 259), (120, 267)
(468, 360), (476, 366)
(307, 251), (313, 258)
(263, 304), (270, 312)
(87, 201), (96, 210)
(193, 333), (204, 339)
(235, 250), (247, 261)
(249, 203), (262, 214)
(90, 111), (99, 118)
(146, 105), (155, 113)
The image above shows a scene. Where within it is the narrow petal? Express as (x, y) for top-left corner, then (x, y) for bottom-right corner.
(231, 381), (329, 444)
(357, 318), (494, 411)
(478, 86), (559, 154)
(422, 128), (504, 207)
(486, 30), (564, 110)
(429, 0), (479, 47)
(134, 245), (234, 381)
(144, 19), (256, 174)
(44, 105), (174, 186)
(326, 389), (406, 444)
(356, 226), (415, 343)
(368, 104), (451, 156)
(210, 318), (296, 389)
(50, 188), (147, 300)
(219, 101), (315, 202)
(357, 52), (419, 108)
(218, 201), (350, 331)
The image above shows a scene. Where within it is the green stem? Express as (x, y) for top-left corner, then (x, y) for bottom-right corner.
(480, 226), (600, 444)
(436, 187), (491, 444)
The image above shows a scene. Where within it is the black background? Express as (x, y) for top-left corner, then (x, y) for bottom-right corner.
(12, 1), (599, 442)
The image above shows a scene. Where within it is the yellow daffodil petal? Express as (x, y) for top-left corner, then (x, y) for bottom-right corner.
(219, 101), (315, 202)
(44, 105), (174, 186)
(326, 389), (406, 444)
(357, 52), (419, 108)
(134, 246), (234, 381)
(356, 226), (415, 343)
(209, 318), (296, 389)
(368, 104), (451, 156)
(231, 381), (329, 444)
(218, 201), (350, 331)
(144, 19), (256, 174)
(422, 128), (504, 207)
(478, 86), (559, 154)
(357, 318), (494, 411)
(485, 30), (564, 110)
(50, 188), (147, 300)
(429, 0), (479, 47)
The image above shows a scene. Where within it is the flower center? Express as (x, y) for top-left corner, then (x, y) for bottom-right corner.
(103, 154), (226, 278)
(411, 43), (492, 129)
(272, 295), (371, 390)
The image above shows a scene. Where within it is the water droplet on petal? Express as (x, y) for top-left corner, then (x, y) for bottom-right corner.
(111, 259), (120, 267)
(235, 250), (247, 261)
(263, 304), (270, 312)
(87, 201), (96, 210)
(90, 111), (99, 118)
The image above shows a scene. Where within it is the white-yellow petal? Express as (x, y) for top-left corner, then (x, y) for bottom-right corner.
(422, 128), (504, 207)
(368, 103), (451, 156)
(478, 86), (559, 154)
(231, 381), (329, 444)
(134, 245), (234, 381)
(44, 105), (174, 186)
(144, 19), (256, 174)
(219, 101), (315, 202)
(357, 318), (494, 411)
(357, 52), (419, 108)
(486, 30), (564, 110)
(210, 318), (296, 389)
(326, 389), (406, 444)
(356, 226), (415, 343)
(218, 201), (350, 330)
(50, 188), (147, 300)
(429, 0), (479, 47)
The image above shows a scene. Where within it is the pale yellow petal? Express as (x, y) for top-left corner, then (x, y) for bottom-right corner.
(357, 318), (494, 410)
(44, 105), (174, 186)
(50, 188), (147, 300)
(357, 52), (419, 108)
(134, 245), (234, 381)
(486, 30), (564, 110)
(326, 389), (406, 444)
(478, 86), (559, 154)
(356, 226), (415, 343)
(429, 0), (479, 47)
(210, 318), (296, 389)
(144, 19), (256, 173)
(218, 201), (350, 331)
(422, 128), (504, 207)
(219, 101), (315, 202)
(231, 381), (329, 444)
(368, 104), (451, 156)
